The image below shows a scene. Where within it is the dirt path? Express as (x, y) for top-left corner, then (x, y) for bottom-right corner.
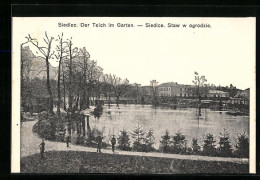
(21, 120), (249, 164)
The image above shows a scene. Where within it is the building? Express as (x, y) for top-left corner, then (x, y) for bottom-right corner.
(157, 82), (192, 97)
(140, 86), (153, 96)
(208, 90), (229, 98)
(229, 88), (249, 105)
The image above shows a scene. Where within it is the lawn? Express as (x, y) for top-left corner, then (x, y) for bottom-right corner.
(20, 151), (249, 174)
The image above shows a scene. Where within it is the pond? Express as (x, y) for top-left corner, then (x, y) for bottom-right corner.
(84, 104), (249, 149)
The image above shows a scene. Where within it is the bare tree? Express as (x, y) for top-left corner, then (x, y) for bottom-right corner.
(55, 33), (68, 118)
(26, 32), (55, 114)
(114, 77), (129, 108)
(150, 80), (159, 106)
(192, 71), (207, 116)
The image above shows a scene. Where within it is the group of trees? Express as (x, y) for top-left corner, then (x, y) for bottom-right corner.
(159, 129), (249, 158)
(21, 32), (133, 116)
(116, 124), (156, 152)
(21, 32), (137, 140)
(113, 127), (249, 158)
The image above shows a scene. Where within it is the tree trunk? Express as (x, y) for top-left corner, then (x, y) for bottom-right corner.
(57, 57), (62, 118)
(68, 41), (73, 136)
(63, 73), (66, 111)
(82, 115), (86, 136)
(86, 115), (91, 132)
(45, 58), (54, 115)
(108, 94), (111, 109)
(116, 95), (120, 108)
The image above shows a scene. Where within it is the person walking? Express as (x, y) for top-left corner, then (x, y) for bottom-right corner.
(111, 135), (116, 153)
(39, 139), (45, 159)
(66, 135), (70, 147)
(97, 135), (102, 153)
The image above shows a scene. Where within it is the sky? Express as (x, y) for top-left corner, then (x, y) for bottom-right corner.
(13, 17), (255, 90)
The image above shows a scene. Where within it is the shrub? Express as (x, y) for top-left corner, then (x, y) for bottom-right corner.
(160, 130), (172, 153)
(191, 138), (201, 154)
(203, 133), (217, 156)
(131, 124), (146, 151)
(218, 129), (233, 157)
(32, 115), (58, 141)
(144, 129), (156, 152)
(117, 130), (131, 151)
(84, 127), (108, 148)
(172, 132), (187, 154)
(233, 132), (249, 158)
(92, 103), (103, 119)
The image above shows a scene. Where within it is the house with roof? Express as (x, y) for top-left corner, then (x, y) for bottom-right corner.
(157, 82), (192, 97)
(229, 88), (249, 105)
(208, 90), (229, 98)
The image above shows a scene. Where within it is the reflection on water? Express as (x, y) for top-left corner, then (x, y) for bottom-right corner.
(87, 104), (249, 148)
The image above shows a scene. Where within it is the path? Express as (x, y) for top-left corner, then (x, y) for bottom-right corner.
(21, 120), (249, 164)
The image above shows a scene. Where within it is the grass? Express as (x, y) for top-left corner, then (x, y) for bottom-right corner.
(20, 151), (248, 174)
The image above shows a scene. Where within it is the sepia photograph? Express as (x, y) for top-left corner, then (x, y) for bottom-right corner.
(12, 17), (256, 174)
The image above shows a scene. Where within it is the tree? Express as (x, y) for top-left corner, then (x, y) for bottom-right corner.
(172, 132), (187, 154)
(191, 138), (201, 154)
(144, 128), (155, 152)
(131, 122), (146, 151)
(203, 133), (217, 156)
(26, 32), (55, 114)
(55, 33), (68, 118)
(218, 129), (233, 157)
(114, 78), (129, 108)
(160, 130), (172, 153)
(21, 46), (34, 113)
(117, 130), (131, 151)
(234, 132), (249, 158)
(192, 71), (208, 102)
(150, 80), (159, 106)
(192, 71), (207, 116)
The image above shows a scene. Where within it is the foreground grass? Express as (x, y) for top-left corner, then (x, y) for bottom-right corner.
(21, 151), (248, 174)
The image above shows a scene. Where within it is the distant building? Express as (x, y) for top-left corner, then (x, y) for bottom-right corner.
(208, 90), (229, 98)
(157, 82), (192, 97)
(140, 86), (153, 96)
(229, 88), (249, 105)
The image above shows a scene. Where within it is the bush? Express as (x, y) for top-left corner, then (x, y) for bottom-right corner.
(84, 128), (108, 148)
(117, 130), (131, 151)
(203, 133), (217, 156)
(76, 135), (85, 145)
(92, 103), (103, 119)
(191, 138), (201, 155)
(160, 130), (172, 153)
(172, 132), (187, 154)
(218, 129), (233, 157)
(33, 116), (58, 141)
(233, 132), (249, 158)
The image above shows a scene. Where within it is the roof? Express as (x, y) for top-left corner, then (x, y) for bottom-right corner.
(234, 88), (249, 99)
(208, 90), (228, 94)
(158, 82), (183, 87)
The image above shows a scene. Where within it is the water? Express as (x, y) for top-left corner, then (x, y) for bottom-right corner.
(86, 104), (249, 149)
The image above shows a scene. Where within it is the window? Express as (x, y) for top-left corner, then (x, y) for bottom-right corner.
(180, 93), (182, 97)
(180, 88), (182, 91)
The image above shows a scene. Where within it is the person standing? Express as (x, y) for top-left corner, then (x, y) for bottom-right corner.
(111, 135), (116, 153)
(66, 135), (70, 147)
(97, 135), (102, 153)
(39, 139), (45, 159)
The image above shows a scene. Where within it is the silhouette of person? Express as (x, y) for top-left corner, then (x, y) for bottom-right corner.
(66, 135), (70, 147)
(39, 139), (45, 159)
(111, 135), (116, 152)
(97, 135), (102, 153)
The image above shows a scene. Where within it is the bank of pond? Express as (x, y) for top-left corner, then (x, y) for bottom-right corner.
(32, 112), (249, 159)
